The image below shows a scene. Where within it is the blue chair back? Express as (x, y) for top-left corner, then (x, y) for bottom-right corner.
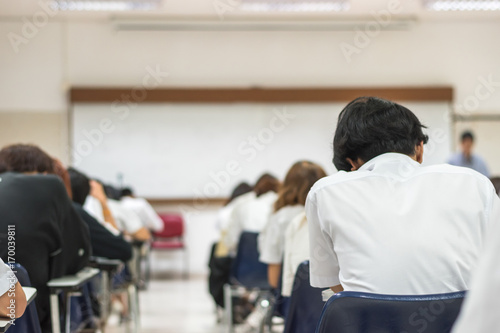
(315, 290), (466, 333)
(284, 261), (324, 333)
(8, 263), (42, 333)
(231, 232), (270, 289)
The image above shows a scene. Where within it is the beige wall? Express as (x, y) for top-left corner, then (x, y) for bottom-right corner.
(0, 112), (68, 164)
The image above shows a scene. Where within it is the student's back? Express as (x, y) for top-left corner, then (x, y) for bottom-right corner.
(308, 153), (497, 294)
(0, 172), (90, 331)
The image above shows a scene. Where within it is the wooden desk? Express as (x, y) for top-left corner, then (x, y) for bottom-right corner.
(48, 268), (100, 333)
(0, 287), (37, 332)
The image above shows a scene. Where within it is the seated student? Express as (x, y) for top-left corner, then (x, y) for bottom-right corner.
(120, 188), (164, 232)
(67, 167), (133, 262)
(0, 144), (91, 332)
(306, 97), (499, 295)
(208, 182), (255, 310)
(259, 161), (326, 289)
(0, 257), (27, 318)
(223, 174), (280, 255)
(72, 169), (151, 242)
(281, 212), (308, 297)
(215, 182), (254, 257)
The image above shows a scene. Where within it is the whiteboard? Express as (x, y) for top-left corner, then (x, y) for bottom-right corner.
(71, 102), (452, 198)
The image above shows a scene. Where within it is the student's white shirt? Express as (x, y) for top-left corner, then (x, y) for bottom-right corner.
(224, 191), (278, 254)
(0, 258), (17, 296)
(306, 152), (499, 294)
(282, 212), (310, 297)
(259, 205), (304, 264)
(452, 194), (500, 333)
(121, 196), (164, 232)
(107, 199), (144, 234)
(216, 192), (256, 232)
(83, 196), (142, 235)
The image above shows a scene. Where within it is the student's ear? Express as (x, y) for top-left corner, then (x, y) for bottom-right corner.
(415, 141), (424, 164)
(346, 157), (363, 171)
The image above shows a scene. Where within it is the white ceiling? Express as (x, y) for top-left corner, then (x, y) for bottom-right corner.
(1, 0), (500, 21)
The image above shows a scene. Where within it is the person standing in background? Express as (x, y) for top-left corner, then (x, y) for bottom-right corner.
(448, 131), (490, 177)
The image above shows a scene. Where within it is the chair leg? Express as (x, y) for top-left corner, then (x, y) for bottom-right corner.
(224, 284), (233, 333)
(127, 284), (140, 333)
(183, 247), (189, 279)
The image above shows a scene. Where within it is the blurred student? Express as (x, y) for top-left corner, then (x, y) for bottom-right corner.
(67, 167), (132, 262)
(208, 182), (254, 310)
(282, 212), (308, 297)
(74, 170), (150, 241)
(0, 144), (90, 332)
(120, 188), (164, 232)
(307, 97), (499, 295)
(216, 182), (254, 232)
(448, 130), (490, 177)
(0, 257), (27, 318)
(259, 161), (326, 289)
(223, 174), (280, 255)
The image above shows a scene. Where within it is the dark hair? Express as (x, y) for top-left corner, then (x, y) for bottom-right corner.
(52, 159), (73, 199)
(225, 182), (253, 206)
(254, 173), (280, 197)
(121, 187), (134, 198)
(274, 161), (327, 211)
(0, 144), (55, 174)
(461, 131), (474, 142)
(333, 97), (429, 171)
(68, 167), (91, 205)
(490, 177), (500, 195)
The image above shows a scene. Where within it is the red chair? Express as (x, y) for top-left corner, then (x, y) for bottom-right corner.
(151, 213), (189, 279)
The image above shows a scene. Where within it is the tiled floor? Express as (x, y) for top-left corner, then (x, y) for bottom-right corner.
(106, 276), (223, 333)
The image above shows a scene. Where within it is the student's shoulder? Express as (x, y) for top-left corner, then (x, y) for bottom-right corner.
(421, 163), (489, 182)
(308, 170), (365, 196)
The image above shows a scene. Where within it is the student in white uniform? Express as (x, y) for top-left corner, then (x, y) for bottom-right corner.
(282, 212), (309, 297)
(259, 161), (326, 288)
(120, 188), (164, 232)
(223, 174), (280, 255)
(307, 96), (500, 295)
(0, 258), (27, 318)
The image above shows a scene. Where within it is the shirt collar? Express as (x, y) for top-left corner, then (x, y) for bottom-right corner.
(358, 152), (420, 172)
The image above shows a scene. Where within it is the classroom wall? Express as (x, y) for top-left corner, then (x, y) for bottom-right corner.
(1, 19), (500, 142)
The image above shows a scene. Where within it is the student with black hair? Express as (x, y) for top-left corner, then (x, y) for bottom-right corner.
(448, 130), (490, 177)
(307, 97), (500, 295)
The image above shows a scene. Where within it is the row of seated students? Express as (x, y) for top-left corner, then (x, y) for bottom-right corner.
(211, 96), (500, 333)
(0, 143), (164, 332)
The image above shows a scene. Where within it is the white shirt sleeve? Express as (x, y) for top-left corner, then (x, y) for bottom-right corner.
(108, 199), (144, 234)
(83, 196), (105, 223)
(137, 198), (164, 232)
(452, 192), (500, 333)
(259, 213), (284, 264)
(306, 193), (341, 288)
(0, 258), (17, 297)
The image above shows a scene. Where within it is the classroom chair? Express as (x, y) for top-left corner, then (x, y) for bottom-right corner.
(315, 290), (466, 333)
(8, 263), (42, 333)
(150, 213), (188, 279)
(223, 232), (271, 333)
(283, 261), (324, 333)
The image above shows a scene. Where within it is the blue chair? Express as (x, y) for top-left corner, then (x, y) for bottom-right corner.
(224, 232), (271, 333)
(284, 261), (324, 333)
(315, 290), (466, 333)
(8, 263), (42, 333)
